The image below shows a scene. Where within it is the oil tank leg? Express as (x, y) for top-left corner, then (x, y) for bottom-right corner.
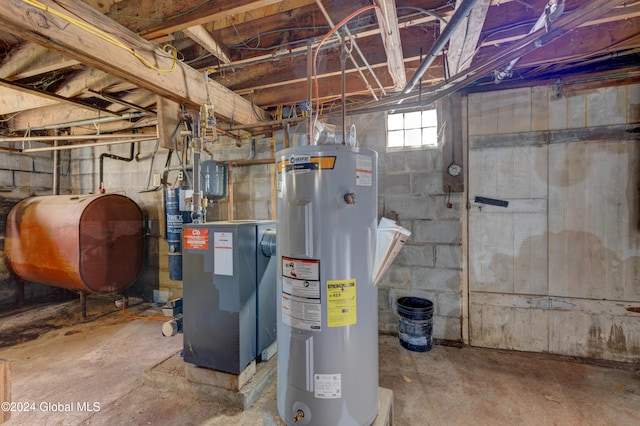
(80, 292), (87, 320)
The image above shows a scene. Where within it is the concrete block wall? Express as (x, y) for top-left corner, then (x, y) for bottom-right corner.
(0, 144), (72, 307)
(351, 112), (463, 341)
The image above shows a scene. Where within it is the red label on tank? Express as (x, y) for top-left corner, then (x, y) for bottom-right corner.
(184, 228), (209, 250)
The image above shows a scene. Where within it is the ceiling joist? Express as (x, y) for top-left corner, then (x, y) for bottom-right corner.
(0, 0), (268, 124)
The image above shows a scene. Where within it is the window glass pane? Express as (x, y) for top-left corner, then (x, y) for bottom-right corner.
(404, 111), (422, 129)
(387, 130), (404, 148)
(387, 113), (403, 131)
(387, 108), (438, 149)
(422, 126), (438, 146)
(422, 109), (437, 127)
(405, 129), (421, 147)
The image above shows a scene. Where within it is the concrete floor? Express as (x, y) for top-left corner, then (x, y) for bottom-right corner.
(0, 299), (639, 425)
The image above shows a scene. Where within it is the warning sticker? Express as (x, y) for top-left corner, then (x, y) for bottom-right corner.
(282, 294), (321, 331)
(282, 257), (321, 331)
(327, 279), (357, 327)
(282, 257), (319, 281)
(214, 232), (233, 276)
(314, 374), (342, 399)
(356, 154), (372, 186)
(184, 228), (209, 250)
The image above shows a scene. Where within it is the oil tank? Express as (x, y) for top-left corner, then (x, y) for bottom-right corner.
(4, 194), (144, 293)
(276, 144), (378, 425)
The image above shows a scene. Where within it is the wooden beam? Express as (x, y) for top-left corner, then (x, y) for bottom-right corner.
(0, 0), (268, 124)
(0, 78), (117, 117)
(157, 96), (181, 149)
(183, 25), (231, 65)
(0, 41), (79, 80)
(141, 0), (283, 40)
(446, 0), (491, 74)
(0, 87), (57, 115)
(374, 0), (406, 91)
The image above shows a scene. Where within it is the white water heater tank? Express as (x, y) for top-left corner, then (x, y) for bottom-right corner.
(276, 144), (378, 425)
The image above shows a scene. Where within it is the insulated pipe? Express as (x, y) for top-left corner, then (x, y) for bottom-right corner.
(402, 0), (481, 95)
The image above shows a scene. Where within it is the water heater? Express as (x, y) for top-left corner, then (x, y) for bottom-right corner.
(276, 144), (378, 425)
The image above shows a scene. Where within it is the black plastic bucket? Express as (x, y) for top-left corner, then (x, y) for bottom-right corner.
(397, 297), (434, 352)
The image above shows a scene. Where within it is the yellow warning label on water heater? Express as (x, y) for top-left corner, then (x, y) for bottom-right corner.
(327, 279), (357, 327)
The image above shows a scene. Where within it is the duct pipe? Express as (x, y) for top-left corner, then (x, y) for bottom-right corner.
(402, 0), (481, 95)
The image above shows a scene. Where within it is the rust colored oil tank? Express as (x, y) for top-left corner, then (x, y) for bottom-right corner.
(4, 194), (144, 293)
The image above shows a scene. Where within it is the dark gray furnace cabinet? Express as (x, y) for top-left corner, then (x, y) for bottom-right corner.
(182, 220), (277, 374)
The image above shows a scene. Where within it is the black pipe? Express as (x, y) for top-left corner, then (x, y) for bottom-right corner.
(402, 0), (481, 95)
(99, 143), (135, 192)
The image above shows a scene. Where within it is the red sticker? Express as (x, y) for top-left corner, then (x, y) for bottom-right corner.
(184, 228), (209, 250)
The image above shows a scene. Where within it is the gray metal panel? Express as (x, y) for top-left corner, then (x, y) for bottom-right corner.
(256, 222), (277, 356)
(183, 220), (276, 375)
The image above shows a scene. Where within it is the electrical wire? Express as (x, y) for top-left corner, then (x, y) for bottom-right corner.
(312, 5), (383, 142)
(229, 16), (261, 50)
(21, 0), (177, 73)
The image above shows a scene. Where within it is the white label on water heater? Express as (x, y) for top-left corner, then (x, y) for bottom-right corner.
(314, 374), (341, 399)
(356, 154), (372, 186)
(282, 257), (321, 331)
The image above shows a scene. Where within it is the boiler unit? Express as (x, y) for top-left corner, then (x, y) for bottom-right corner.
(182, 220), (277, 374)
(276, 144), (378, 425)
(4, 194), (144, 293)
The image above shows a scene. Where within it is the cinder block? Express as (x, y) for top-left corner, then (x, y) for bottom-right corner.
(435, 245), (462, 269)
(379, 152), (407, 174)
(411, 267), (460, 292)
(377, 264), (411, 290)
(383, 196), (429, 220)
(405, 149), (441, 172)
(0, 154), (32, 172)
(0, 170), (13, 188)
(414, 220), (461, 244)
(432, 194), (462, 220)
(394, 244), (435, 268)
(13, 171), (52, 192)
(436, 291), (461, 317)
(379, 173), (410, 196)
(410, 172), (441, 195)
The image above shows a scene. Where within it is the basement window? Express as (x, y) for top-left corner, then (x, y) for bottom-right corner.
(386, 109), (438, 149)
